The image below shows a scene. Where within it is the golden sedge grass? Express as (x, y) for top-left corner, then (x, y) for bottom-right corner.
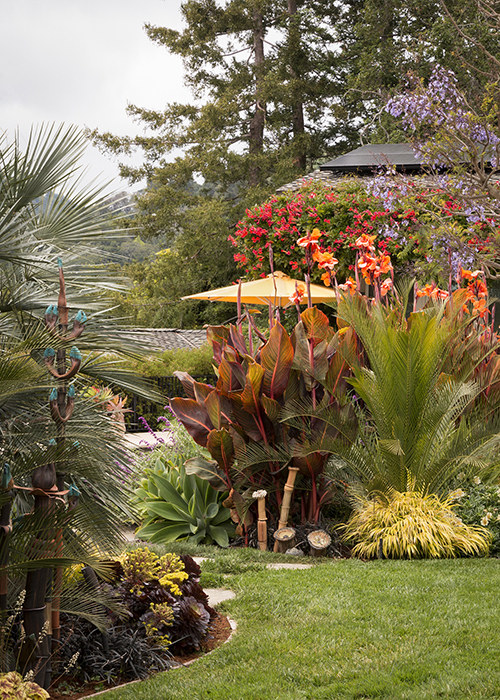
(341, 490), (491, 559)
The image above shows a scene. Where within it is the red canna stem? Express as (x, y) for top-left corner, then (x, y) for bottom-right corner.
(237, 280), (242, 333)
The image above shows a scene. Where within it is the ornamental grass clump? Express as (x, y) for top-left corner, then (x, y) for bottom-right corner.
(341, 490), (491, 559)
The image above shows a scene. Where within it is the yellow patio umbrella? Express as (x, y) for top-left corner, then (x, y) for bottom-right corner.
(181, 271), (338, 307)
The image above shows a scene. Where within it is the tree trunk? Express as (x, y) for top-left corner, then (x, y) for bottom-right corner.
(288, 0), (306, 171)
(249, 5), (266, 187)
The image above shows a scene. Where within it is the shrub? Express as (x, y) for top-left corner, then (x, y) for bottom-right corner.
(125, 344), (214, 378)
(57, 549), (215, 681)
(340, 490), (491, 559)
(452, 477), (500, 556)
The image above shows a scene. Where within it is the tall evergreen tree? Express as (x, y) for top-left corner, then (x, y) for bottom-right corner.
(92, 0), (497, 327)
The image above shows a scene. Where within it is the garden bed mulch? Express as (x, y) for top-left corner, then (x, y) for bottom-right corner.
(48, 613), (232, 700)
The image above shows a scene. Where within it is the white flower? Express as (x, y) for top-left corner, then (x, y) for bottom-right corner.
(473, 476), (482, 485)
(481, 515), (490, 526)
(252, 490), (267, 499)
(448, 488), (466, 501)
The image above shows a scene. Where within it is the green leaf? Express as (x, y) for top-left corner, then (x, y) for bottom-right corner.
(136, 522), (191, 543)
(147, 501), (193, 522)
(208, 524), (229, 547)
(146, 470), (191, 512)
(206, 501), (219, 519)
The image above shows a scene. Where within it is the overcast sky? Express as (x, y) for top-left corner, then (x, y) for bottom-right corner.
(0, 0), (190, 192)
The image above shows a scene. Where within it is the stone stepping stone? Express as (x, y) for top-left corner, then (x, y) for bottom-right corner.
(204, 588), (236, 605)
(266, 562), (312, 570)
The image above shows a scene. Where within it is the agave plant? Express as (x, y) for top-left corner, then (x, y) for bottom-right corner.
(169, 306), (359, 526)
(134, 456), (235, 547)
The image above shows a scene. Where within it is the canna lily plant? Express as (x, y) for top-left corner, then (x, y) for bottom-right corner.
(169, 305), (359, 527)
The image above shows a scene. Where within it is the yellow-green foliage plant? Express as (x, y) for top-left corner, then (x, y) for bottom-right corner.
(341, 490), (491, 559)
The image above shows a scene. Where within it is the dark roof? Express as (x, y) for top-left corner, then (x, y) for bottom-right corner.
(320, 143), (423, 174)
(277, 143), (425, 193)
(113, 328), (207, 352)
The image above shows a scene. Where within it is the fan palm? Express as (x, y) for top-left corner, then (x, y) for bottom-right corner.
(0, 125), (164, 681)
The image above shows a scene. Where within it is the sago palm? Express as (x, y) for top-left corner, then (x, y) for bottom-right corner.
(328, 291), (500, 557)
(331, 292), (500, 496)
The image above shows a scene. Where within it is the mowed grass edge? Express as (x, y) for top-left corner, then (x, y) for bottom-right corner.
(101, 557), (500, 700)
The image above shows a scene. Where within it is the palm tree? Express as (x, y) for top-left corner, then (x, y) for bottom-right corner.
(0, 125), (162, 685)
(327, 290), (500, 557)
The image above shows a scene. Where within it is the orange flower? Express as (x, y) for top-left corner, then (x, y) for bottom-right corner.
(313, 249), (339, 270)
(472, 297), (489, 318)
(378, 253), (393, 275)
(339, 277), (357, 295)
(380, 278), (393, 296)
(358, 252), (393, 284)
(416, 283), (449, 300)
(289, 286), (305, 304)
(461, 268), (482, 281)
(321, 271), (332, 287)
(297, 228), (322, 249)
(354, 233), (376, 251)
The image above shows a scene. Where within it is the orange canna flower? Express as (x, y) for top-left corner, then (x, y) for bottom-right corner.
(313, 249), (339, 270)
(380, 278), (393, 296)
(461, 268), (483, 281)
(297, 228), (322, 249)
(321, 271), (332, 287)
(289, 286), (305, 304)
(339, 276), (357, 295)
(354, 233), (377, 251)
(416, 283), (448, 300)
(378, 253), (393, 275)
(472, 297), (489, 318)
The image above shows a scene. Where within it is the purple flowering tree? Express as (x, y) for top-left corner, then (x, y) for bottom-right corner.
(368, 65), (500, 276)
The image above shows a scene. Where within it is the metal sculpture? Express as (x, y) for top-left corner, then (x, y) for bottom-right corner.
(21, 260), (83, 688)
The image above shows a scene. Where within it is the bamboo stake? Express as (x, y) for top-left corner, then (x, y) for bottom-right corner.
(253, 490), (267, 551)
(273, 467), (299, 552)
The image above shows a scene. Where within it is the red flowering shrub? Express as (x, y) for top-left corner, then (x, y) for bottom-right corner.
(230, 180), (497, 285)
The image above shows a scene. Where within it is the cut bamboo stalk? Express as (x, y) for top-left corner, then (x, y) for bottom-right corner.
(253, 490), (268, 551)
(274, 467), (299, 552)
(273, 527), (296, 553)
(307, 530), (331, 557)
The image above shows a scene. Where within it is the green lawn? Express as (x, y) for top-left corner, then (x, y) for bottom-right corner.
(103, 553), (500, 700)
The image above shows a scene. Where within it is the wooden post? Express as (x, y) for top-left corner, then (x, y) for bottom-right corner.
(0, 464), (14, 617)
(274, 467), (299, 552)
(252, 490), (267, 551)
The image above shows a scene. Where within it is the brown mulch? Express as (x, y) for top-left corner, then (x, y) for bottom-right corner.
(48, 614), (232, 700)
